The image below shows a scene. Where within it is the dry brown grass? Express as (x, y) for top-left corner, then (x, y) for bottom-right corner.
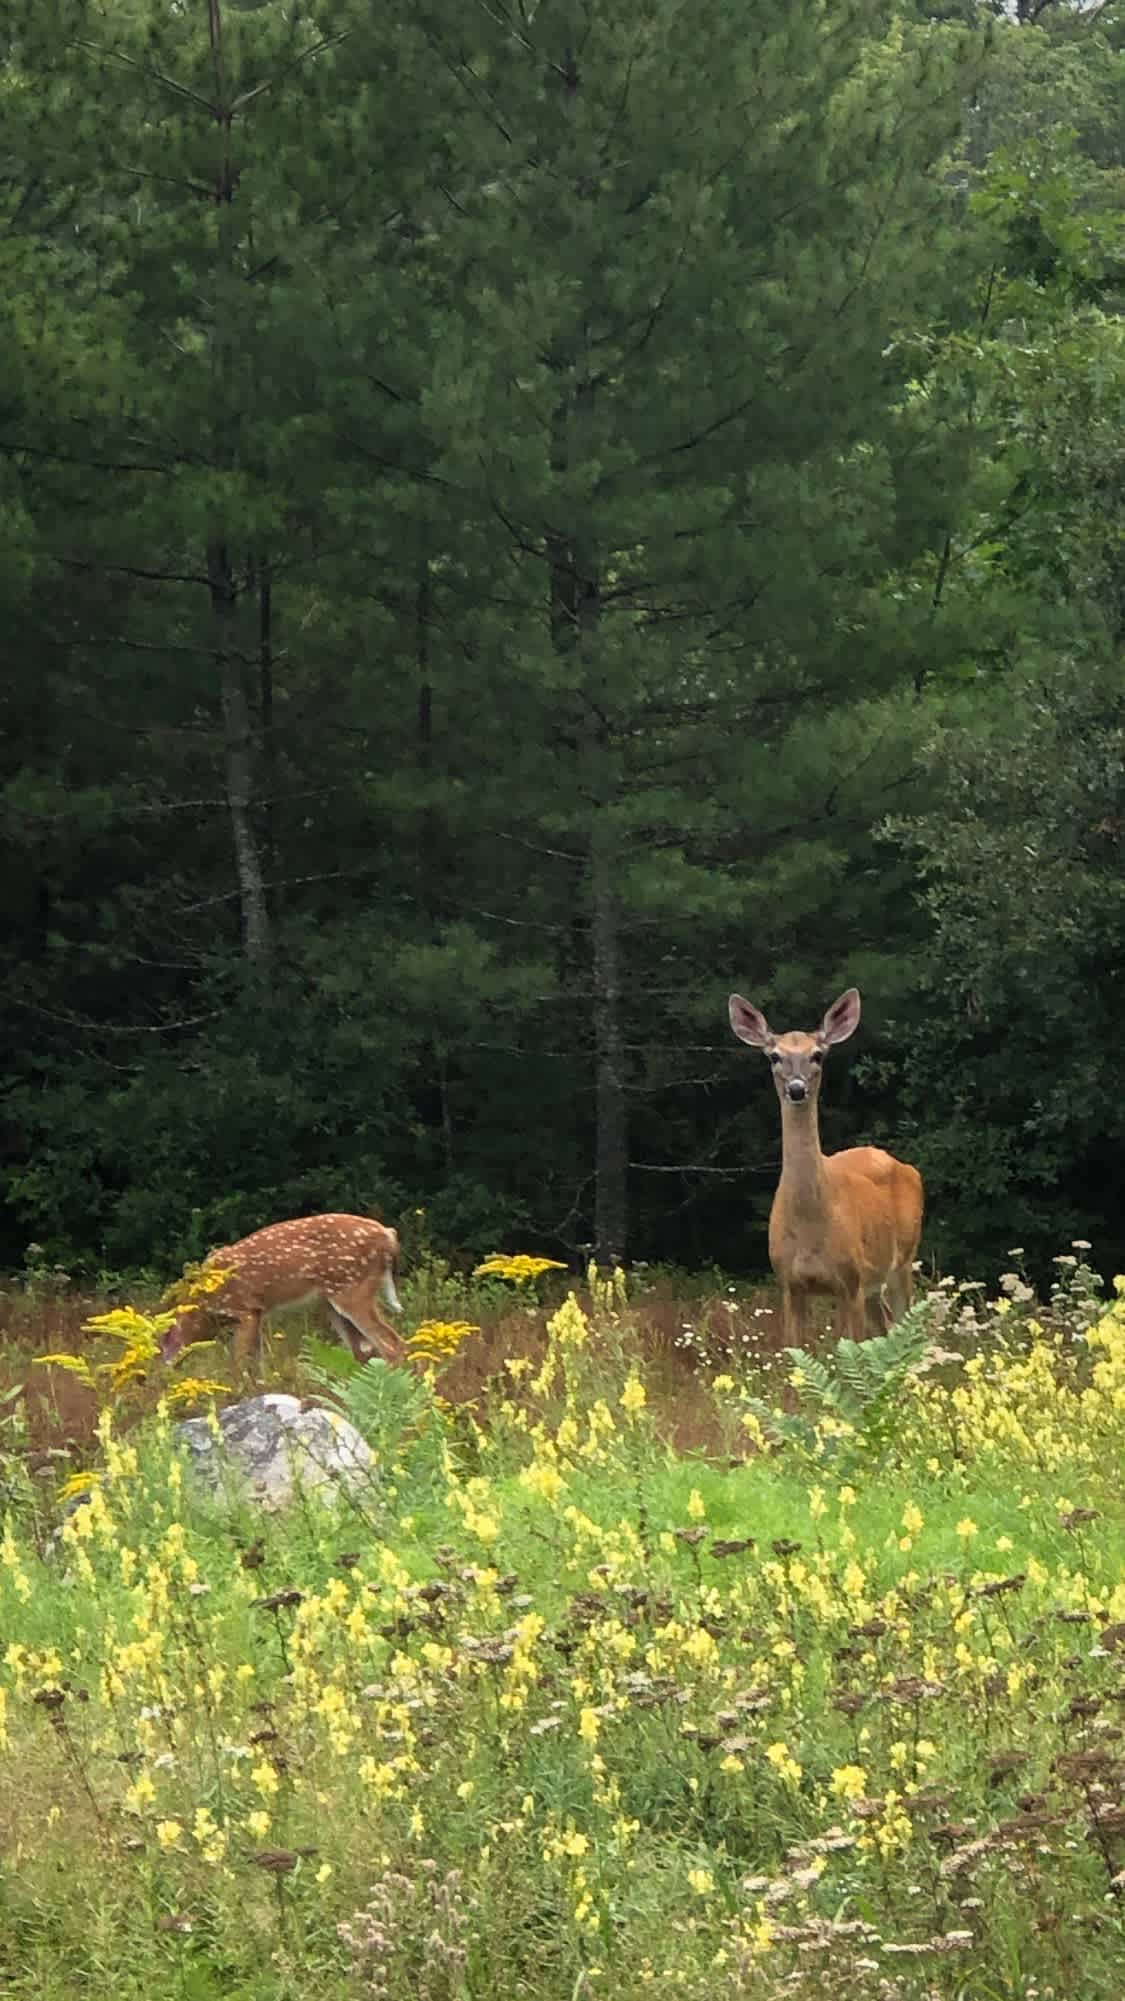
(430, 1281), (790, 1456)
(0, 1274), (792, 1472)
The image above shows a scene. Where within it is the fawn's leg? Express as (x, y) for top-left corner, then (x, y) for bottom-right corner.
(231, 1310), (263, 1379)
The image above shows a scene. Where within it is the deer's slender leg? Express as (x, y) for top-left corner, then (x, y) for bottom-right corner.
(231, 1310), (262, 1377)
(866, 1288), (892, 1335)
(884, 1265), (913, 1325)
(780, 1283), (807, 1347)
(837, 1282), (866, 1342)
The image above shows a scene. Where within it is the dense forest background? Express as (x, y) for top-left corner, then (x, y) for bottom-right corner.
(2, 0), (1124, 1283)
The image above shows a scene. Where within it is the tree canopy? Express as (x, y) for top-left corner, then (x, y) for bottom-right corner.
(2, 0), (1123, 1283)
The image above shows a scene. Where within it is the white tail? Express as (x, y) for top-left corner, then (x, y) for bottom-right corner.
(728, 987), (924, 1345)
(161, 1213), (406, 1370)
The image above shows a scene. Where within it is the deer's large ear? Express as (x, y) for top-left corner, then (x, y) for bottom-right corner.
(729, 994), (772, 1048)
(819, 988), (861, 1046)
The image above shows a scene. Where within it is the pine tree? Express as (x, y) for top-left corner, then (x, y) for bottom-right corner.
(2, 0), (451, 955)
(419, 0), (986, 1259)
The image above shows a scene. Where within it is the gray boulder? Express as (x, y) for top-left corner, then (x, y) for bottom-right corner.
(174, 1393), (377, 1512)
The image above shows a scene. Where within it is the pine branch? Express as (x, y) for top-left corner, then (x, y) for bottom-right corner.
(231, 32), (353, 114)
(64, 37), (219, 116)
(0, 438), (178, 476)
(46, 554), (212, 589)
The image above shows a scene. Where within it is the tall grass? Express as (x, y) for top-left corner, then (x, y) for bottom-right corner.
(0, 1250), (1122, 1997)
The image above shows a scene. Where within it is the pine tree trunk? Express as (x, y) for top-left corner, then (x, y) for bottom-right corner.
(548, 213), (631, 1263)
(416, 548), (435, 903)
(257, 554), (277, 905)
(206, 2), (267, 958)
(209, 536), (269, 958)
(590, 833), (628, 1264)
(550, 515), (630, 1263)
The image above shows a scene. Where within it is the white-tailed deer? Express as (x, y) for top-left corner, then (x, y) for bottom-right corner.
(728, 987), (923, 1345)
(160, 1214), (406, 1371)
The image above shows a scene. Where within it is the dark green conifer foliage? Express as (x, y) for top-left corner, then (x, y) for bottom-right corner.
(415, 0), (986, 1258)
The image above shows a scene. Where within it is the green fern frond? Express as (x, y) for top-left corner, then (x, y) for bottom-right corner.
(833, 1341), (873, 1409)
(307, 1345), (429, 1454)
(774, 1298), (937, 1466)
(741, 1394), (819, 1453)
(783, 1348), (840, 1412)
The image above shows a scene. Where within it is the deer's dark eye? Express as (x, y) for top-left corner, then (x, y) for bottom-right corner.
(810, 1050), (823, 1066)
(769, 1051), (782, 1066)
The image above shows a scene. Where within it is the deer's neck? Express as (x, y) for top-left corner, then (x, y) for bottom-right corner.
(778, 1101), (829, 1220)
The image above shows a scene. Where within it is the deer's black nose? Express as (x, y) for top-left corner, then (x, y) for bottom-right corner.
(785, 1077), (808, 1103)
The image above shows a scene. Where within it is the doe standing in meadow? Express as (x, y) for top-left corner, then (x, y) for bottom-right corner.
(728, 987), (923, 1345)
(160, 1213), (406, 1372)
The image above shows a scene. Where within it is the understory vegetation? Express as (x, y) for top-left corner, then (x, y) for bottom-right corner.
(1, 1250), (1124, 1999)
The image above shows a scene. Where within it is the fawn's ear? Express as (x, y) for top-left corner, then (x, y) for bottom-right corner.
(729, 994), (772, 1048)
(819, 987), (861, 1046)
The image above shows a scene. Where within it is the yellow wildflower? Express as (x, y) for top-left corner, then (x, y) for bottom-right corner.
(520, 1459), (566, 1505)
(842, 1558), (867, 1600)
(161, 1376), (229, 1411)
(620, 1375), (646, 1415)
(473, 1255), (567, 1284)
(124, 1773), (157, 1815)
(408, 1321), (479, 1364)
(57, 1469), (103, 1504)
(765, 1741), (802, 1785)
(830, 1764), (868, 1801)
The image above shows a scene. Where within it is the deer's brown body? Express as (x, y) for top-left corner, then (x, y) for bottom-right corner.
(161, 1213), (406, 1371)
(729, 988), (923, 1344)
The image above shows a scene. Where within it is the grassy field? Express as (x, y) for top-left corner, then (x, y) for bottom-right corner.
(0, 1249), (1122, 1998)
